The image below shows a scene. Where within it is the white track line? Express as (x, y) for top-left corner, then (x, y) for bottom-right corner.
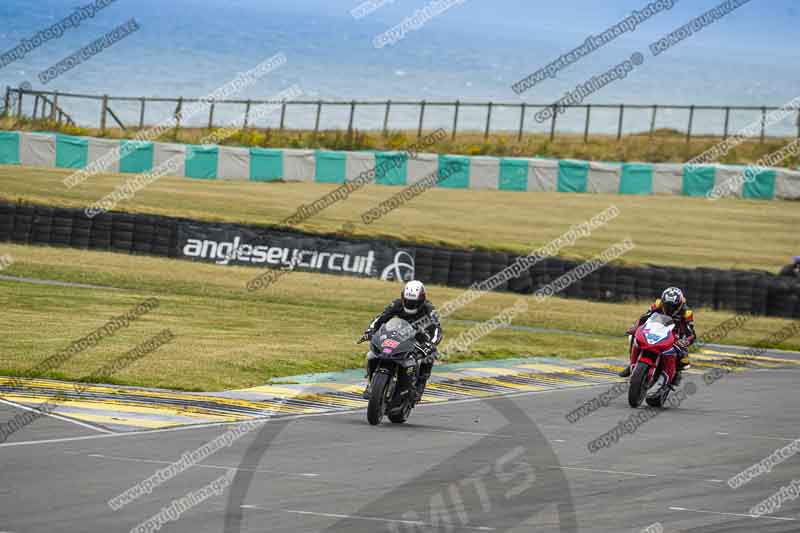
(280, 508), (496, 531)
(669, 506), (796, 521)
(553, 465), (657, 478)
(0, 397), (117, 435)
(0, 381), (617, 448)
(82, 453), (320, 477)
(716, 431), (799, 442)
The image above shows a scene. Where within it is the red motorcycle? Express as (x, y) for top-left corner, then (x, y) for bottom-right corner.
(627, 312), (679, 408)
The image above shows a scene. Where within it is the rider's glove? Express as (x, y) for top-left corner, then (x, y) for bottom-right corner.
(675, 337), (691, 351)
(360, 329), (372, 342)
(625, 322), (637, 335)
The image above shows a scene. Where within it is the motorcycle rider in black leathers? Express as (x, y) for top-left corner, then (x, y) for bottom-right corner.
(361, 280), (442, 400)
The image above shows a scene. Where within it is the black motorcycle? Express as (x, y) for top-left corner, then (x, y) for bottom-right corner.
(358, 317), (432, 426)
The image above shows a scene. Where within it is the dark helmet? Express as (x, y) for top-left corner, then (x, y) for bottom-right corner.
(661, 287), (686, 318)
(401, 280), (426, 314)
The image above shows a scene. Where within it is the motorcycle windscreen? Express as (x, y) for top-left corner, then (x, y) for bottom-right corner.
(375, 317), (418, 356)
(642, 313), (675, 345)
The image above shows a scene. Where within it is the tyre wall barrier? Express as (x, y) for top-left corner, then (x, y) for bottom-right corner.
(1, 201), (798, 318)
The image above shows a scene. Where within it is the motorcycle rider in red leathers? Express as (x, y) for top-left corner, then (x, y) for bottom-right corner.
(619, 287), (695, 387)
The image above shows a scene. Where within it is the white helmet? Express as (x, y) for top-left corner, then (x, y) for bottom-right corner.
(401, 280), (426, 314)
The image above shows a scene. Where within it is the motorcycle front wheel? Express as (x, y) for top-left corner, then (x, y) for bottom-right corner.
(628, 362), (650, 408)
(367, 372), (390, 426)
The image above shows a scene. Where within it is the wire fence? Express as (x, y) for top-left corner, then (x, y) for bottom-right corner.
(5, 86), (800, 143)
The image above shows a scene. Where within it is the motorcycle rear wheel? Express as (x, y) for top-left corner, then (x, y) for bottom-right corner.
(367, 372), (390, 426)
(628, 362), (650, 408)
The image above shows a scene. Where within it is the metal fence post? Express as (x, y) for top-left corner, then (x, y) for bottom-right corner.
(207, 101), (215, 130)
(584, 105), (592, 143)
(280, 100), (287, 131)
(452, 100), (460, 140)
(16, 89), (23, 119)
(347, 100), (356, 136)
(796, 110), (800, 139)
(723, 107), (731, 140)
(174, 96), (183, 139)
(760, 106), (766, 144)
(382, 100), (391, 137)
(33, 95), (40, 120)
(484, 102), (493, 140)
(517, 103), (526, 142)
(649, 105), (658, 138)
(243, 99), (252, 130)
(139, 97), (146, 129)
(100, 94), (109, 133)
(686, 105), (695, 143)
(314, 100), (322, 137)
(549, 105), (558, 141)
(417, 100), (426, 139)
(616, 104), (624, 141)
(3, 86), (10, 118)
(50, 91), (59, 121)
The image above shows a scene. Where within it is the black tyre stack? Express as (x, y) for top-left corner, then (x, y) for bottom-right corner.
(1, 199), (799, 320)
(410, 246), (435, 284)
(71, 211), (91, 249)
(447, 250), (473, 287)
(51, 208), (74, 247)
(470, 251), (492, 290)
(430, 248), (451, 286)
(488, 251), (510, 291)
(0, 203), (14, 242)
(111, 213), (135, 254)
(132, 215), (156, 255)
(31, 206), (54, 245)
(89, 212), (112, 250)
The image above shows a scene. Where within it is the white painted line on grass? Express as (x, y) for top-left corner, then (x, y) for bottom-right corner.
(669, 506), (796, 521)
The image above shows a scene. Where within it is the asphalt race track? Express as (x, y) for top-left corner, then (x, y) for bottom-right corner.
(2, 350), (800, 532)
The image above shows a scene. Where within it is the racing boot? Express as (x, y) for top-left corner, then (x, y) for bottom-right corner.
(618, 365), (632, 377)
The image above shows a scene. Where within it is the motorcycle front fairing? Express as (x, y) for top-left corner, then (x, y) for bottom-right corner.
(368, 317), (421, 371)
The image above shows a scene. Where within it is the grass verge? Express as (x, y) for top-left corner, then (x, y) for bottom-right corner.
(1, 165), (797, 272)
(1, 242), (798, 392)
